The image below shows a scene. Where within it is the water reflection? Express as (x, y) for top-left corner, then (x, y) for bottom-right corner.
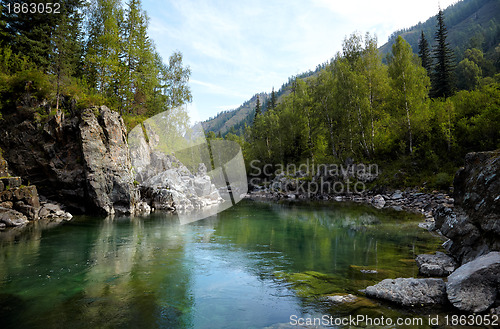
(0, 200), (444, 329)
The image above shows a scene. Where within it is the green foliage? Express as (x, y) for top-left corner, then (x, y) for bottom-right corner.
(456, 58), (482, 90)
(388, 36), (431, 154)
(434, 172), (452, 190)
(240, 30), (498, 189)
(0, 0), (192, 126)
(418, 31), (432, 75)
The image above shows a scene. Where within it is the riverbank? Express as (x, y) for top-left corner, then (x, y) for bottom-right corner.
(248, 150), (500, 315)
(247, 186), (453, 230)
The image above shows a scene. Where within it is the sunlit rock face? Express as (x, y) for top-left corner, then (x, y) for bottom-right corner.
(79, 106), (139, 215)
(128, 108), (249, 218)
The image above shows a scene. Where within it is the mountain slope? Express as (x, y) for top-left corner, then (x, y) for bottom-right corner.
(379, 0), (500, 58)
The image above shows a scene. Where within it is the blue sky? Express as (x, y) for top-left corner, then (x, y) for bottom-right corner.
(143, 0), (457, 123)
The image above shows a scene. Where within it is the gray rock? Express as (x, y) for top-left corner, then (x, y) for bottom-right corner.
(365, 278), (447, 306)
(415, 252), (457, 276)
(0, 207), (29, 227)
(135, 201), (151, 215)
(371, 194), (385, 209)
(392, 190), (403, 200)
(79, 106), (138, 215)
(446, 251), (500, 312)
(14, 201), (39, 220)
(38, 202), (72, 221)
(0, 106), (140, 215)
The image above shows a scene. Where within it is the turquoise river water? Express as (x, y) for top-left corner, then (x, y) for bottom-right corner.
(0, 199), (463, 328)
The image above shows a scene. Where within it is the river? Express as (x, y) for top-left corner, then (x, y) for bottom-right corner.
(0, 199), (449, 328)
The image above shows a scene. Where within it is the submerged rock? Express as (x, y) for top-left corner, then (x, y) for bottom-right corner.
(365, 278), (447, 306)
(415, 252), (457, 277)
(326, 293), (358, 303)
(446, 251), (500, 313)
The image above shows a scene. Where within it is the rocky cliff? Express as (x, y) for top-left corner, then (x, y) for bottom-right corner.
(434, 150), (500, 264)
(128, 119), (223, 214)
(0, 106), (138, 215)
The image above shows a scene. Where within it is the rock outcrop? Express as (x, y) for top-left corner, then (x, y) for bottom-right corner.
(365, 278), (447, 306)
(434, 150), (500, 264)
(79, 107), (138, 215)
(0, 152), (39, 226)
(0, 152), (71, 227)
(0, 106), (138, 215)
(446, 251), (500, 312)
(129, 121), (223, 213)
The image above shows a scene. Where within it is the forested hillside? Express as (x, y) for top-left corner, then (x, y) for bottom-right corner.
(0, 0), (192, 130)
(202, 63), (327, 136)
(211, 4), (500, 189)
(380, 0), (500, 61)
(203, 0), (499, 138)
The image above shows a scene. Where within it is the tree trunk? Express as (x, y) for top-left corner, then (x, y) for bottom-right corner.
(403, 72), (413, 154)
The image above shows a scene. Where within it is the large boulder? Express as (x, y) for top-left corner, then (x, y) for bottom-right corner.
(365, 278), (447, 306)
(416, 252), (457, 277)
(446, 251), (500, 313)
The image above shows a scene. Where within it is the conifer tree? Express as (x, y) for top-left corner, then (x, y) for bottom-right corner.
(270, 87), (277, 111)
(431, 9), (455, 98)
(1, 0), (57, 70)
(418, 31), (432, 76)
(52, 0), (84, 109)
(123, 0), (158, 114)
(254, 96), (261, 121)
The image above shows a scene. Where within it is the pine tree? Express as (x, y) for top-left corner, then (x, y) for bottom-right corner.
(1, 0), (58, 70)
(270, 87), (277, 111)
(254, 95), (261, 121)
(431, 9), (455, 98)
(418, 31), (432, 76)
(123, 0), (158, 114)
(52, 0), (84, 109)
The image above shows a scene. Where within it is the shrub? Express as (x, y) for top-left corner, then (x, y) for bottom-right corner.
(435, 172), (452, 190)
